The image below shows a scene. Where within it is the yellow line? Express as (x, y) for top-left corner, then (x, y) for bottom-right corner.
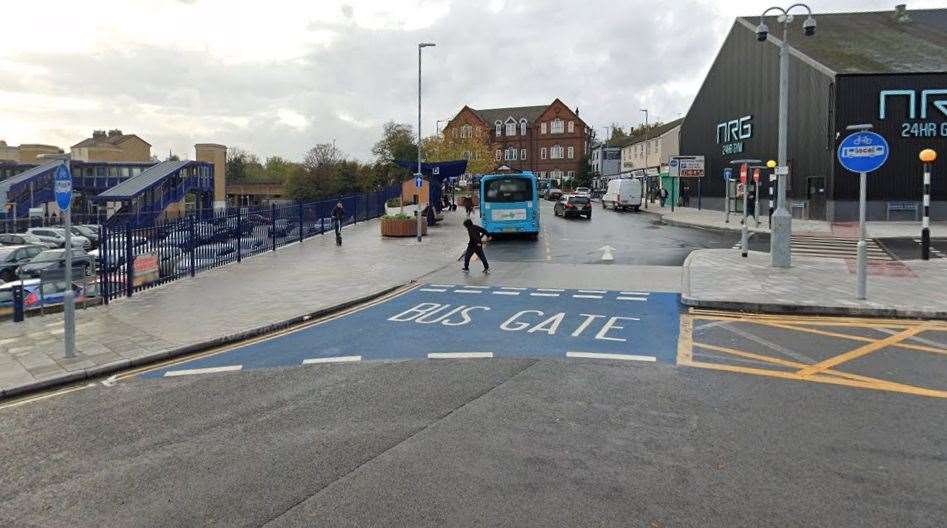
(0, 383), (94, 412)
(763, 322), (947, 356)
(677, 314), (694, 364)
(795, 325), (928, 378)
(689, 308), (945, 329)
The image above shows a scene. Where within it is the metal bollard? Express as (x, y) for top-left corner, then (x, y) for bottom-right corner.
(12, 284), (24, 322)
(271, 203), (277, 252)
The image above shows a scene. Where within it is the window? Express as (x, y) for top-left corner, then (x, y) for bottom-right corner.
(520, 148), (527, 160)
(484, 177), (533, 203)
(463, 150), (471, 160)
(567, 146), (574, 159)
(541, 147), (547, 159)
(520, 119), (528, 135)
(551, 119), (564, 134)
(505, 119), (517, 136)
(550, 145), (564, 159)
(460, 124), (472, 138)
(495, 149), (501, 161)
(504, 147), (518, 161)
(541, 122), (547, 134)
(568, 120), (575, 133)
(567, 170), (575, 179)
(495, 121), (502, 136)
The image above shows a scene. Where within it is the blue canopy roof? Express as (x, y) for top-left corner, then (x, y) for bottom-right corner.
(92, 160), (190, 201)
(393, 159), (467, 179)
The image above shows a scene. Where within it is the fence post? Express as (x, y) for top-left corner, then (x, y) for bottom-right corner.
(12, 284), (24, 322)
(236, 208), (242, 263)
(99, 224), (109, 304)
(298, 201), (304, 244)
(271, 202), (277, 251)
(125, 224), (134, 298)
(189, 216), (196, 277)
(321, 216), (325, 235)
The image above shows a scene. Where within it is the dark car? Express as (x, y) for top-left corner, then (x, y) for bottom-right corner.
(17, 248), (94, 279)
(545, 188), (563, 201)
(0, 245), (47, 282)
(0, 232), (57, 249)
(553, 195), (592, 219)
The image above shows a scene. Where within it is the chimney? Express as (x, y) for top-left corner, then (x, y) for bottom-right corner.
(107, 129), (123, 137)
(92, 130), (106, 139)
(895, 4), (910, 22)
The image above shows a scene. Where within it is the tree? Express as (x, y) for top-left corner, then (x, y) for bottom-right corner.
(420, 134), (494, 175)
(607, 124), (628, 144)
(372, 121), (417, 181)
(263, 156), (294, 183)
(226, 148), (265, 183)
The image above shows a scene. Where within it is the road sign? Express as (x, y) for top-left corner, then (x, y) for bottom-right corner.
(775, 165), (789, 175)
(54, 164), (72, 211)
(668, 156), (705, 178)
(723, 167), (733, 181)
(753, 168), (760, 183)
(739, 163), (748, 184)
(837, 131), (889, 173)
(415, 175), (423, 188)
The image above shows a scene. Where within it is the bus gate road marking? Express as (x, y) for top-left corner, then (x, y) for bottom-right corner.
(679, 309), (947, 399)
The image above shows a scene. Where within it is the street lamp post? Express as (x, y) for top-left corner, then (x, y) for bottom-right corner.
(756, 4), (816, 268)
(640, 109), (649, 209)
(417, 42), (436, 242)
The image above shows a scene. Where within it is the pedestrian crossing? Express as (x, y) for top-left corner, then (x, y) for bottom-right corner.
(790, 234), (892, 261)
(913, 239), (946, 258)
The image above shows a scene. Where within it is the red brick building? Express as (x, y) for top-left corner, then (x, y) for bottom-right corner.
(443, 98), (589, 182)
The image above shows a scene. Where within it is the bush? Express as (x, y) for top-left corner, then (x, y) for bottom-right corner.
(385, 197), (402, 207)
(382, 213), (412, 220)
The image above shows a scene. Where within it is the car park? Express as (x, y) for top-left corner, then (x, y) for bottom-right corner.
(24, 227), (91, 250)
(70, 225), (100, 248)
(0, 277), (98, 314)
(553, 194), (592, 219)
(0, 233), (57, 249)
(17, 248), (94, 279)
(0, 245), (47, 282)
(601, 178), (643, 212)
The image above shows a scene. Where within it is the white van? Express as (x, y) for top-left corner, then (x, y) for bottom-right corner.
(602, 178), (642, 212)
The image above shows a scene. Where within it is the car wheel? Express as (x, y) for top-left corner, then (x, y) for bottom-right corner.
(586, 213), (592, 220)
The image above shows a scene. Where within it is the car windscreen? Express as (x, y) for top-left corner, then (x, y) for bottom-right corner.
(33, 250), (65, 262)
(0, 248), (17, 261)
(569, 196), (590, 204)
(484, 178), (532, 203)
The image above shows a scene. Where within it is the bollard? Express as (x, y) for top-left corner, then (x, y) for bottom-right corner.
(125, 225), (134, 297)
(919, 149), (937, 260)
(271, 202), (277, 252)
(12, 284), (24, 322)
(236, 209), (242, 263)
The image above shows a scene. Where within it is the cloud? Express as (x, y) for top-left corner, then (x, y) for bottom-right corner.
(1, 0), (944, 162)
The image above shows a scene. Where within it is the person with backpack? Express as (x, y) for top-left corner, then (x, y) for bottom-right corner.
(332, 201), (345, 246)
(461, 218), (489, 273)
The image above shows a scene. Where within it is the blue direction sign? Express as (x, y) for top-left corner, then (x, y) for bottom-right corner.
(723, 167), (733, 181)
(54, 164), (72, 211)
(837, 131), (889, 173)
(415, 175), (423, 188)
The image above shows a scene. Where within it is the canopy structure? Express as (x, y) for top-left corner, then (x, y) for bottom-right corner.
(394, 159), (468, 208)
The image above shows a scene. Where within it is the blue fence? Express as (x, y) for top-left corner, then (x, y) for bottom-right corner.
(97, 187), (399, 303)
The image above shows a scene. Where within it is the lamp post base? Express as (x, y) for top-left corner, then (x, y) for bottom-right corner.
(770, 208), (792, 268)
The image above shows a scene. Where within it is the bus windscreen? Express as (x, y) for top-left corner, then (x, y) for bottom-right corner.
(484, 178), (532, 203)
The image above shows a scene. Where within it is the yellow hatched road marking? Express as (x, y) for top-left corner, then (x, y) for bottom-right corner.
(795, 326), (928, 378)
(762, 322), (947, 356)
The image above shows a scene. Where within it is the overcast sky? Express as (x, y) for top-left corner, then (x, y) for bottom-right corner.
(1, 0), (941, 163)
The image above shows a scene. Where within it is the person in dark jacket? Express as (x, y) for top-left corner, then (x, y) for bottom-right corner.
(462, 218), (489, 273)
(332, 201), (345, 245)
(463, 196), (473, 217)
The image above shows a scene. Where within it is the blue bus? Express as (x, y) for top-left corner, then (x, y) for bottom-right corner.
(479, 171), (540, 239)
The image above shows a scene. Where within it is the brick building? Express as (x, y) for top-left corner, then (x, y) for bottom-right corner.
(443, 98), (589, 183)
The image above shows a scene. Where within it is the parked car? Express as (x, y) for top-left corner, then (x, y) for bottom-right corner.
(24, 227), (91, 250)
(0, 277), (98, 313)
(70, 225), (100, 248)
(574, 187), (591, 197)
(0, 245), (47, 282)
(17, 248), (94, 279)
(0, 232), (57, 249)
(545, 188), (563, 201)
(602, 178), (643, 212)
(174, 244), (236, 275)
(553, 195), (593, 219)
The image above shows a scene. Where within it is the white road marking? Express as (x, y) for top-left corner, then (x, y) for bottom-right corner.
(492, 291), (520, 296)
(536, 288), (565, 292)
(500, 287), (527, 291)
(616, 296), (648, 301)
(462, 285), (490, 289)
(530, 292), (560, 297)
(419, 288), (447, 293)
(572, 294), (603, 299)
(427, 352), (494, 359)
(454, 289), (483, 294)
(566, 352), (656, 362)
(428, 284), (455, 288)
(302, 356), (362, 364)
(619, 291), (649, 296)
(100, 375), (119, 387)
(577, 290), (606, 294)
(163, 365), (243, 377)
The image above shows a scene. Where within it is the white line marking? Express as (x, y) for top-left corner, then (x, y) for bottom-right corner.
(619, 291), (649, 296)
(500, 287), (527, 290)
(530, 292), (560, 297)
(577, 290), (607, 294)
(419, 288), (447, 293)
(572, 294), (603, 299)
(163, 365), (243, 377)
(427, 352), (494, 359)
(616, 296), (649, 301)
(566, 352), (656, 362)
(302, 356), (362, 364)
(428, 284), (454, 288)
(454, 289), (483, 294)
(492, 291), (520, 295)
(461, 285), (489, 289)
(536, 288), (565, 292)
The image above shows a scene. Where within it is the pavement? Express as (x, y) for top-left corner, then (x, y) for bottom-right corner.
(683, 248), (947, 319)
(0, 213), (466, 397)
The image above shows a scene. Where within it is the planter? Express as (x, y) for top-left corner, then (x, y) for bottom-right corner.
(380, 216), (427, 237)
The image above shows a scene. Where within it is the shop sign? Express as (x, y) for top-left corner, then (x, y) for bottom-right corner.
(716, 115), (753, 155)
(132, 254), (160, 287)
(879, 89), (947, 138)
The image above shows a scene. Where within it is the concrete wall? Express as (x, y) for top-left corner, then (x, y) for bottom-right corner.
(195, 144), (228, 210)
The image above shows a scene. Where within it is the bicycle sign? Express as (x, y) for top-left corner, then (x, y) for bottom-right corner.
(54, 163), (72, 211)
(837, 131), (889, 173)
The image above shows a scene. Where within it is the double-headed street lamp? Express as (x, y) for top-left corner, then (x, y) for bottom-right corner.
(417, 42), (435, 242)
(756, 4), (816, 267)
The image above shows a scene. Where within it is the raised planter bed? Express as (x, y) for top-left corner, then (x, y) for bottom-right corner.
(380, 216), (427, 237)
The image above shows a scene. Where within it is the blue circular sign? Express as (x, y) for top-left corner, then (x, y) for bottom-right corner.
(723, 167), (733, 181)
(837, 131), (889, 174)
(54, 164), (73, 211)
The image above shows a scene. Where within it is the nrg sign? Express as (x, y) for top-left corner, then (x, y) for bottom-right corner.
(878, 89), (947, 138)
(716, 115), (753, 156)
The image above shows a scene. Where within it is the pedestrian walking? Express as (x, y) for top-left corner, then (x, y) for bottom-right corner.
(682, 186), (691, 207)
(332, 201), (345, 246)
(463, 196), (473, 217)
(659, 187), (669, 208)
(461, 218), (489, 273)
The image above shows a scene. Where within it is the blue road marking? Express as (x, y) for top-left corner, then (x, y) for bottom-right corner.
(141, 285), (682, 378)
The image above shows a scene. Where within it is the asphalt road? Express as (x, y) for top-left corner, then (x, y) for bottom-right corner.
(1, 204), (945, 527)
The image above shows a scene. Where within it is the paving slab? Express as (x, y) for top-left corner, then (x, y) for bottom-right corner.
(683, 249), (947, 319)
(0, 214), (466, 398)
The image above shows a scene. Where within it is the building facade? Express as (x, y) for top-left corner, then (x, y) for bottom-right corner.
(679, 7), (947, 220)
(71, 130), (152, 163)
(619, 118), (683, 178)
(443, 98), (589, 183)
(589, 143), (622, 191)
(0, 140), (64, 164)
